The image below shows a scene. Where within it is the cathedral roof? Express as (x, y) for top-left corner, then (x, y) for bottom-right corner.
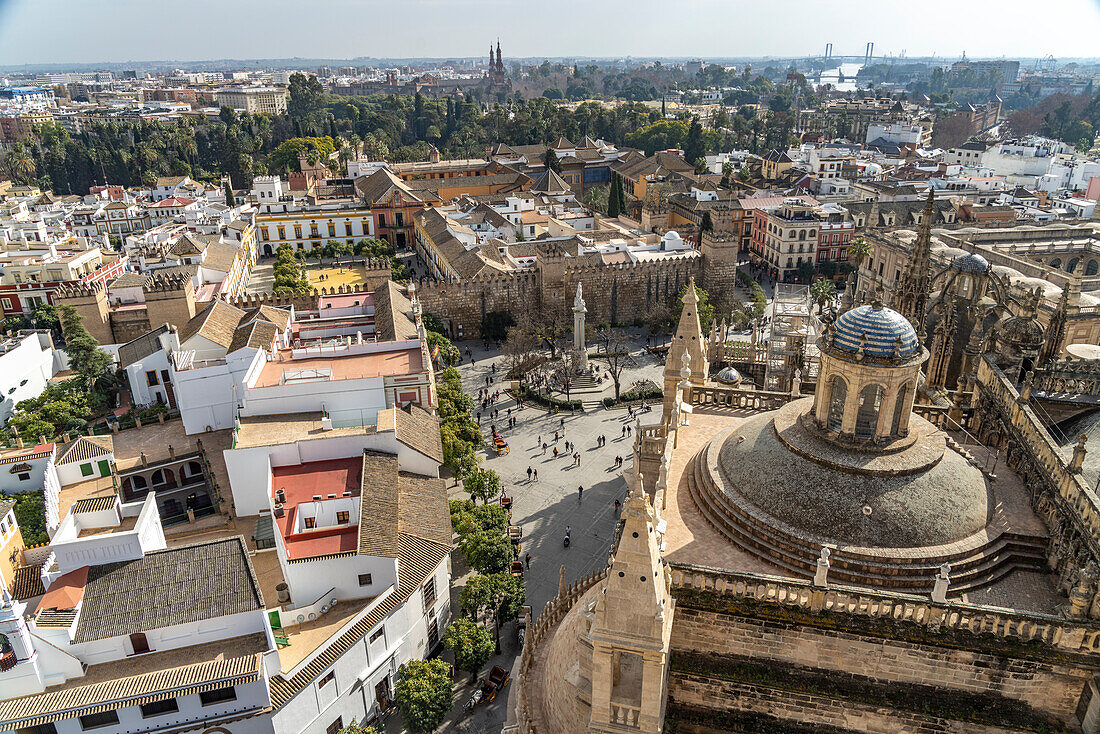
(830, 304), (920, 362)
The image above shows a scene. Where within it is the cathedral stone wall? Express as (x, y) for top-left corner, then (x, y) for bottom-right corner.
(669, 676), (1029, 734)
(669, 606), (1094, 730)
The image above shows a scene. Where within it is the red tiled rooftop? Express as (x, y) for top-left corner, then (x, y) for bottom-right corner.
(271, 458), (362, 560)
(37, 566), (88, 612)
(0, 442), (55, 462)
(255, 346), (423, 388)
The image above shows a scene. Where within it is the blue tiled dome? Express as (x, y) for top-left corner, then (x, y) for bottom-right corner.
(715, 366), (744, 385)
(831, 304), (920, 361)
(952, 252), (991, 274)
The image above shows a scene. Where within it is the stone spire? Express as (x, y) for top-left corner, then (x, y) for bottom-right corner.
(1040, 284), (1070, 365)
(892, 188), (936, 335)
(663, 277), (708, 422)
(587, 481), (674, 734)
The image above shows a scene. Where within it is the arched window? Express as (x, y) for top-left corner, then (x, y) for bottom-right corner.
(1050, 258), (1062, 269)
(183, 461), (203, 482)
(891, 383), (910, 436)
(1068, 258), (1080, 273)
(827, 376), (847, 431)
(855, 384), (883, 439)
(131, 475), (148, 490)
(798, 230), (807, 241)
(1087, 260), (1099, 276)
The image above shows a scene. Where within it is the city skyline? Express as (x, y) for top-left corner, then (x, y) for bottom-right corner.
(1, 0), (1099, 67)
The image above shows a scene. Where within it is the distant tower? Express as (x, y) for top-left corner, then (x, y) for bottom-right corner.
(496, 40), (503, 72)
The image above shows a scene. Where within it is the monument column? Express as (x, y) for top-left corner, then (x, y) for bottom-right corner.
(574, 283), (588, 370)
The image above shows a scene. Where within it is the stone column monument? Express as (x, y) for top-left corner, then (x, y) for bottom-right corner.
(573, 283), (588, 371)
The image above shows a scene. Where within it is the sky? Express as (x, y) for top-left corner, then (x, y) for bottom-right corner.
(1, 0), (1099, 67)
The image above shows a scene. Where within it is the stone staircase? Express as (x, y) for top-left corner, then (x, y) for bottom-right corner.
(568, 373), (606, 411)
(685, 445), (1049, 594)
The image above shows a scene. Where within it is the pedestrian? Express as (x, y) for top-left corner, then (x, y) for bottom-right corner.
(476, 411), (481, 423)
(553, 447), (559, 458)
(627, 425), (632, 436)
(560, 417), (565, 428)
(578, 485), (583, 499)
(542, 443), (547, 455)
(533, 468), (538, 481)
(525, 552), (531, 569)
(527, 466), (532, 481)
(576, 453), (581, 467)
(614, 499), (621, 513)
(554, 431), (559, 441)
(621, 425), (626, 437)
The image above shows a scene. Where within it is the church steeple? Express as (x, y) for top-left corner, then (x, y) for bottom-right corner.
(892, 188), (936, 336)
(496, 39), (503, 71)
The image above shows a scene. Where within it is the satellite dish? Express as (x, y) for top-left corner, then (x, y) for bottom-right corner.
(296, 614), (305, 623)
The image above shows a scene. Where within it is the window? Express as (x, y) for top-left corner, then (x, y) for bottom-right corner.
(304, 517), (316, 529)
(80, 463), (94, 477)
(328, 222), (336, 237)
(278, 226), (286, 240)
(146, 370), (159, 387)
(378, 213), (386, 228)
(17, 473), (30, 481)
(336, 511), (349, 523)
(130, 632), (150, 654)
(326, 718), (343, 734)
(79, 711), (119, 730)
(140, 698), (179, 718)
(319, 671), (336, 689)
(369, 627), (385, 643)
(358, 573), (373, 586)
(422, 577), (436, 609)
(199, 686), (237, 706)
(310, 225), (320, 239)
(15, 723), (57, 734)
(261, 227), (270, 241)
(294, 225), (302, 239)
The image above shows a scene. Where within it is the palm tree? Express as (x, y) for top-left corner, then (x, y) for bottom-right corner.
(846, 236), (873, 300)
(810, 278), (837, 314)
(5, 143), (35, 182)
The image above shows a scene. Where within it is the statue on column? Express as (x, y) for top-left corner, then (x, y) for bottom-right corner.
(573, 283), (588, 372)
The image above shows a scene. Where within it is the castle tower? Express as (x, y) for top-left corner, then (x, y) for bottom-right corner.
(891, 189), (936, 335)
(55, 282), (111, 345)
(662, 277), (708, 422)
(143, 275), (197, 334)
(587, 483), (674, 734)
(699, 230), (739, 295)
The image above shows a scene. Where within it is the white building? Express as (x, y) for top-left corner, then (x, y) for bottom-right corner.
(0, 332), (58, 426)
(865, 122), (924, 147)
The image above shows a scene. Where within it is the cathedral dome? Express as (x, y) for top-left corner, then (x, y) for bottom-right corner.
(715, 366), (744, 385)
(829, 303), (920, 362)
(951, 252), (991, 275)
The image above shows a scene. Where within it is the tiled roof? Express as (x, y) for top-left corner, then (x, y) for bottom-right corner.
(0, 498), (13, 517)
(199, 241), (241, 274)
(72, 495), (118, 513)
(357, 451), (399, 557)
(12, 563), (45, 600)
(117, 324), (171, 369)
(178, 300), (246, 350)
(241, 304), (291, 332)
(109, 272), (152, 289)
(74, 536), (263, 643)
(354, 168), (423, 206)
(393, 403), (443, 464)
(57, 434), (114, 467)
(0, 635), (265, 730)
(397, 472), (450, 547)
(228, 320), (278, 354)
(372, 281), (418, 342)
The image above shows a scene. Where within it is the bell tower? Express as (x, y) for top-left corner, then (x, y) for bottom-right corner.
(587, 483), (674, 733)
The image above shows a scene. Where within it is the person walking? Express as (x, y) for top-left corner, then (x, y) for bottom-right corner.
(578, 485), (583, 500)
(525, 552), (531, 569)
(533, 468), (538, 481)
(614, 499), (621, 513)
(526, 466), (532, 481)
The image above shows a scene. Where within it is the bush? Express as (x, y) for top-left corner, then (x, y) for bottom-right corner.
(12, 491), (47, 546)
(515, 386), (581, 411)
(443, 617), (495, 681)
(461, 530), (514, 574)
(394, 658), (453, 734)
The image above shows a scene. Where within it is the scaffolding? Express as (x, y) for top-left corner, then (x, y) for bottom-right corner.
(764, 284), (821, 392)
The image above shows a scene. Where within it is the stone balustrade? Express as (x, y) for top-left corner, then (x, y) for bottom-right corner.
(1033, 358), (1100, 395)
(687, 384), (794, 411)
(669, 562), (1100, 653)
(977, 355), (1100, 558)
(610, 703), (641, 728)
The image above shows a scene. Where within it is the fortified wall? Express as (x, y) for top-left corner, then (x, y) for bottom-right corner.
(414, 235), (739, 338)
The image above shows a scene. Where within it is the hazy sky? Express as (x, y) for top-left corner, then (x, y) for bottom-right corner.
(1, 0), (1099, 66)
